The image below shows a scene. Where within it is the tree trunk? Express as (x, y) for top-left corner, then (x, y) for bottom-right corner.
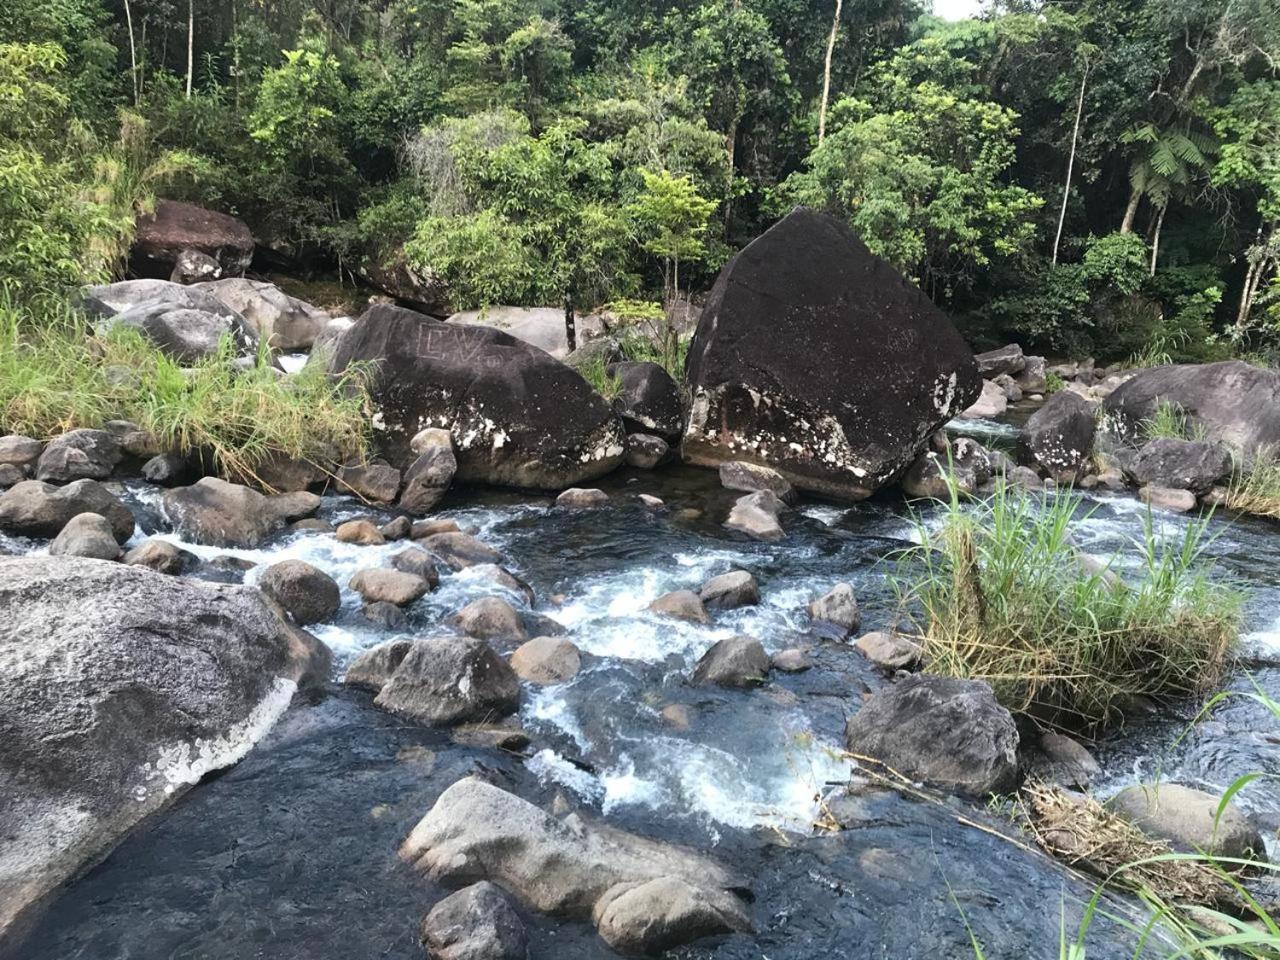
(564, 297), (576, 353)
(724, 117), (738, 233)
(123, 0), (140, 106)
(1120, 186), (1142, 234)
(1149, 203), (1166, 275)
(1052, 61), (1090, 266)
(185, 0), (194, 98)
(1235, 223), (1276, 336)
(817, 0), (843, 145)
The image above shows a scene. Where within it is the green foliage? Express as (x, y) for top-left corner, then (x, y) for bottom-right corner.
(892, 482), (1242, 726)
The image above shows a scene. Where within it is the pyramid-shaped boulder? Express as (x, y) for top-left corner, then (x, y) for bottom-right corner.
(683, 208), (980, 500)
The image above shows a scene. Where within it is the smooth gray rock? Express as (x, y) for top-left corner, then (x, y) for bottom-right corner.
(509, 636), (581, 686)
(36, 429), (122, 483)
(0, 435), (42, 469)
(1107, 783), (1265, 860)
(718, 460), (796, 504)
(123, 538), (194, 575)
(48, 512), (122, 560)
(0, 556), (328, 939)
(349, 568), (430, 607)
(424, 532), (503, 570)
(162, 477), (317, 548)
(194, 278), (329, 352)
(259, 559), (340, 625)
(452, 596), (528, 642)
(336, 462), (402, 503)
(808, 583), (860, 636)
(724, 491), (785, 541)
(335, 519), (385, 545)
(400, 429), (456, 515)
(1139, 484), (1197, 513)
(388, 548), (440, 587)
(692, 635), (770, 688)
(974, 344), (1025, 378)
(854, 630), (921, 670)
(648, 589), (710, 624)
(422, 881), (528, 960)
(699, 570), (760, 610)
(368, 636), (520, 726)
(957, 379), (1008, 419)
(0, 479), (134, 542)
(555, 488), (609, 510)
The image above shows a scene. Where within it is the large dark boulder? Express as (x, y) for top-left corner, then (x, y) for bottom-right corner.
(607, 361), (684, 441)
(1019, 391), (1095, 480)
(0, 556), (328, 939)
(683, 209), (980, 501)
(1104, 361), (1280, 460)
(132, 200), (253, 278)
(329, 305), (626, 490)
(844, 674), (1019, 796)
(1126, 438), (1232, 494)
(0, 479), (134, 542)
(162, 477), (319, 548)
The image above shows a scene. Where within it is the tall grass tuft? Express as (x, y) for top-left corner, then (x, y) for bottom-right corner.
(1224, 455), (1280, 520)
(893, 482), (1242, 726)
(0, 297), (369, 482)
(1143, 400), (1208, 441)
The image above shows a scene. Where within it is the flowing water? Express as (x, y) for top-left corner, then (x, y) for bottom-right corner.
(4, 460), (1279, 960)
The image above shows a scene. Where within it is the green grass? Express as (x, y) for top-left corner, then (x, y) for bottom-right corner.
(1144, 401), (1209, 442)
(579, 353), (623, 401)
(0, 297), (370, 484)
(893, 481), (1243, 727)
(1224, 455), (1280, 520)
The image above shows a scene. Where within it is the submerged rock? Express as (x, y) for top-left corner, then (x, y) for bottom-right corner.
(162, 477), (316, 548)
(0, 556), (327, 939)
(1106, 783), (1264, 860)
(400, 777), (753, 953)
(724, 490), (785, 541)
(258, 559), (340, 625)
(0, 479), (134, 542)
(683, 208), (979, 501)
(844, 674), (1019, 796)
(509, 636), (581, 685)
(329, 304), (625, 489)
(421, 881), (528, 960)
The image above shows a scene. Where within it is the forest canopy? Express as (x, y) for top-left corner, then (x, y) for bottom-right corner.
(2, 0), (1280, 360)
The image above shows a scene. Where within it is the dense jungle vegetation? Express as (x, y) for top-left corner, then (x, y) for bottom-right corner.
(2, 0), (1279, 360)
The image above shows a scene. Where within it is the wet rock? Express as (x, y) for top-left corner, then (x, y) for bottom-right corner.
(142, 452), (196, 486)
(401, 429), (456, 515)
(198, 554), (256, 584)
(692, 635), (770, 688)
(336, 519), (387, 545)
(718, 460), (796, 504)
(169, 247), (221, 284)
(365, 636), (520, 726)
(363, 600), (408, 630)
(329, 304), (625, 488)
(389, 548), (440, 586)
(259, 559), (340, 625)
(699, 570), (760, 610)
(1139, 485), (1197, 513)
(194, 278), (329, 351)
(724, 490), (785, 541)
(345, 638), (414, 690)
(1107, 784), (1265, 860)
(123, 538), (193, 575)
(36, 429), (122, 483)
(899, 439), (991, 498)
(0, 556), (327, 939)
(1127, 439), (1232, 494)
(844, 674), (1019, 796)
(132, 199), (254, 277)
(648, 589), (710, 624)
(422, 881), (528, 960)
(380, 516), (412, 541)
(607, 361), (684, 441)
(336, 462), (402, 504)
(1028, 732), (1100, 791)
(1015, 355), (1048, 394)
(1019, 391), (1095, 481)
(638, 494), (665, 510)
(350, 568), (431, 607)
(808, 583), (860, 636)
(100, 421), (158, 460)
(771, 647), (813, 673)
(0, 479), (134, 542)
(975, 344), (1025, 378)
(683, 208), (979, 501)
(48, 512), (122, 560)
(854, 631), (921, 670)
(0, 435), (43, 471)
(450, 722), (531, 752)
(400, 777), (752, 951)
(1006, 465), (1044, 491)
(1104, 360), (1280, 460)
(510, 636), (581, 685)
(452, 596), (528, 642)
(556, 488), (609, 510)
(289, 518), (333, 533)
(957, 380), (1008, 420)
(162, 477), (313, 548)
(412, 518), (461, 539)
(465, 564), (534, 605)
(424, 531), (503, 570)
(660, 704), (693, 729)
(625, 433), (670, 469)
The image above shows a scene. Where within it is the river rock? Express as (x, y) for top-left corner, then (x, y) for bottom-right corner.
(350, 568), (431, 607)
(259, 559), (340, 625)
(123, 538), (193, 575)
(345, 638), (413, 690)
(399, 777), (752, 952)
(452, 596), (528, 642)
(0, 479), (134, 542)
(106, 301), (255, 361)
(363, 600), (408, 630)
(771, 647), (813, 672)
(692, 635), (770, 687)
(724, 490), (785, 540)
(854, 631), (921, 670)
(360, 636), (520, 726)
(1015, 355), (1048, 393)
(994, 373), (1023, 402)
(142, 452), (197, 486)
(1127, 439), (1232, 494)
(253, 452), (325, 494)
(958, 380), (1008, 420)
(169, 247), (221, 284)
(389, 548), (440, 587)
(335, 519), (386, 545)
(380, 516), (412, 541)
(424, 531), (503, 570)
(102, 420), (158, 459)
(808, 583), (860, 636)
(899, 439), (991, 498)
(0, 556), (327, 939)
(0, 435), (42, 471)
(36, 429), (122, 483)
(0, 464), (23, 488)
(510, 636), (581, 685)
(400, 429), (456, 515)
(48, 512), (122, 560)
(648, 589), (710, 624)
(336, 462), (401, 503)
(718, 460), (796, 504)
(446, 305), (605, 360)
(422, 881), (528, 960)
(974, 344), (1025, 378)
(1106, 783), (1265, 860)
(844, 674), (1019, 796)
(699, 570), (760, 610)
(1028, 732), (1100, 791)
(194, 278), (329, 351)
(464, 564), (534, 605)
(607, 361), (684, 440)
(329, 304), (625, 488)
(1139, 485), (1197, 513)
(162, 477), (316, 548)
(556, 488), (609, 510)
(1019, 391), (1095, 481)
(683, 208), (979, 501)
(625, 434), (670, 469)
(412, 518), (461, 539)
(132, 199), (254, 277)
(1104, 361), (1280, 460)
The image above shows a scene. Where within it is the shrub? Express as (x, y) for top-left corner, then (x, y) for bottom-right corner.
(892, 482), (1242, 726)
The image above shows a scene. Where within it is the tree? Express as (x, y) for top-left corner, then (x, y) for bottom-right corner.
(817, 0), (842, 144)
(1052, 45), (1097, 266)
(1118, 121), (1217, 273)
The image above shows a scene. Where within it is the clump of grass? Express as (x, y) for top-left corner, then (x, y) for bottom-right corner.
(1143, 400), (1208, 441)
(1045, 371), (1066, 394)
(1224, 455), (1280, 519)
(893, 482), (1243, 726)
(579, 353), (623, 401)
(0, 297), (369, 483)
